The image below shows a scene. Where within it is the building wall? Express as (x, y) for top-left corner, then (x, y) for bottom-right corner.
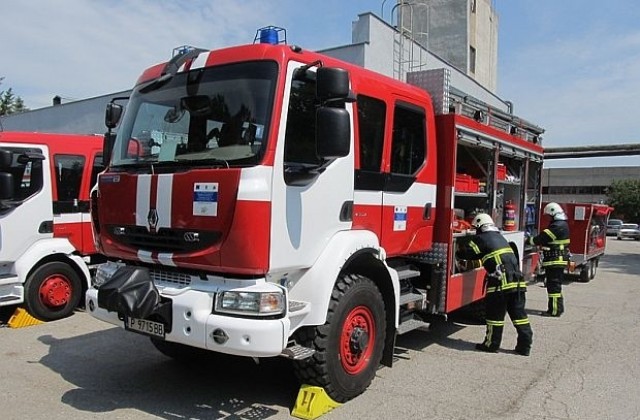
(542, 166), (640, 204)
(398, 0), (498, 92)
(0, 91), (130, 135)
(471, 0), (498, 91)
(321, 13), (509, 112)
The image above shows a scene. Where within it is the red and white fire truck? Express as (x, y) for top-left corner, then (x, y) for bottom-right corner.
(85, 29), (545, 402)
(0, 132), (105, 321)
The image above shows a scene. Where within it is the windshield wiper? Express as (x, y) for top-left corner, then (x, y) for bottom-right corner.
(168, 158), (230, 168)
(110, 159), (158, 173)
(139, 46), (208, 94)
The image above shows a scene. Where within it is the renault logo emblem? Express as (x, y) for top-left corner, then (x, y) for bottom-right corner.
(147, 208), (159, 230)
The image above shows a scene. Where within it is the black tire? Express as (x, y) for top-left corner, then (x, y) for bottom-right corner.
(24, 261), (82, 321)
(589, 259), (598, 280)
(293, 274), (386, 403)
(579, 265), (590, 283)
(150, 338), (213, 363)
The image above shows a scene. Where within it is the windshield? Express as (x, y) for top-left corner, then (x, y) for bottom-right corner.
(111, 61), (278, 169)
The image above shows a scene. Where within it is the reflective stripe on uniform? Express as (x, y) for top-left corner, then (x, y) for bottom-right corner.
(481, 247), (514, 264)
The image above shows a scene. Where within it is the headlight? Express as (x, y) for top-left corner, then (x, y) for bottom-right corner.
(215, 291), (285, 316)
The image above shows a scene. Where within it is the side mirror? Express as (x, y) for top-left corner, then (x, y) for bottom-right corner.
(316, 67), (350, 101)
(0, 173), (14, 200)
(105, 102), (123, 129)
(0, 149), (13, 171)
(316, 107), (350, 159)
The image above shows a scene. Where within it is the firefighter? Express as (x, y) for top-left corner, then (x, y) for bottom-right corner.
(528, 202), (570, 317)
(456, 213), (533, 356)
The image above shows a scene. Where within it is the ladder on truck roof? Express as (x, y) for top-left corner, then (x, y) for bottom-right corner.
(407, 68), (545, 145)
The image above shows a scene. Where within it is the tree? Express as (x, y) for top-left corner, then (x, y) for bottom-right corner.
(0, 77), (29, 116)
(607, 179), (640, 222)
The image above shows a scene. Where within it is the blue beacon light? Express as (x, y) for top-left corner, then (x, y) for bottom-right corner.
(254, 26), (286, 45)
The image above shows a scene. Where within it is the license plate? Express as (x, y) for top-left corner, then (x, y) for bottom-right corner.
(125, 317), (165, 338)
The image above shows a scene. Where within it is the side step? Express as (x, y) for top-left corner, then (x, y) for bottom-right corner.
(396, 267), (421, 281)
(281, 345), (316, 360)
(399, 292), (425, 306)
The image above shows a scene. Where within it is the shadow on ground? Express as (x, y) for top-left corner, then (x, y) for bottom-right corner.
(37, 327), (297, 419)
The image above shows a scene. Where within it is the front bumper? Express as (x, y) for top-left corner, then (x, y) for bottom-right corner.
(85, 267), (290, 358)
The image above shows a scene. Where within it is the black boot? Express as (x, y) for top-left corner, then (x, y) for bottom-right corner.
(476, 323), (503, 353)
(514, 323), (533, 356)
(475, 343), (498, 353)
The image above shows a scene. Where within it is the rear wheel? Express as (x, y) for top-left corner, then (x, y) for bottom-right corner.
(293, 274), (386, 403)
(24, 262), (82, 321)
(589, 258), (598, 280)
(579, 264), (590, 283)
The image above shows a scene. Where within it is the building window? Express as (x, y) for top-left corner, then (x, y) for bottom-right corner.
(469, 46), (476, 74)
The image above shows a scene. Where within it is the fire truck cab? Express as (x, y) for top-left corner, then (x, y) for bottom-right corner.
(0, 132), (105, 321)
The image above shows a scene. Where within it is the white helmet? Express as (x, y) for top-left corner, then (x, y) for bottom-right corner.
(544, 202), (565, 218)
(472, 213), (495, 229)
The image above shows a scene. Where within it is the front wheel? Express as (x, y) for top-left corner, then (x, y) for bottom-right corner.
(24, 261), (83, 321)
(293, 274), (386, 403)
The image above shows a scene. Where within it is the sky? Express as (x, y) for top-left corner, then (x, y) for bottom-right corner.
(2, 0), (640, 167)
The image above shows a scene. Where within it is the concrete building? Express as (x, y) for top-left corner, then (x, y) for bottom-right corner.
(542, 166), (640, 204)
(397, 0), (498, 92)
(0, 91), (130, 135)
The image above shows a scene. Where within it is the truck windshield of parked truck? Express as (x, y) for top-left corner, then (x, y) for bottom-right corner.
(110, 61), (278, 169)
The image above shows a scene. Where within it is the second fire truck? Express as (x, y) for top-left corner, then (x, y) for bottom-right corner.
(0, 132), (104, 321)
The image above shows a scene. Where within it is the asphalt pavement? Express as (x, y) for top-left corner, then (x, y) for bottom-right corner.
(2, 237), (639, 420)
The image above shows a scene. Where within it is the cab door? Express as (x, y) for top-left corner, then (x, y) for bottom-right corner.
(52, 153), (88, 253)
(269, 61), (354, 271)
(380, 100), (436, 256)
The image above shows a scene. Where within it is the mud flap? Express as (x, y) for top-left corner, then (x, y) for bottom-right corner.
(97, 266), (160, 319)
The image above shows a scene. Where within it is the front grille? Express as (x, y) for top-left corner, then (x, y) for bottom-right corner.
(150, 269), (192, 288)
(107, 225), (221, 253)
